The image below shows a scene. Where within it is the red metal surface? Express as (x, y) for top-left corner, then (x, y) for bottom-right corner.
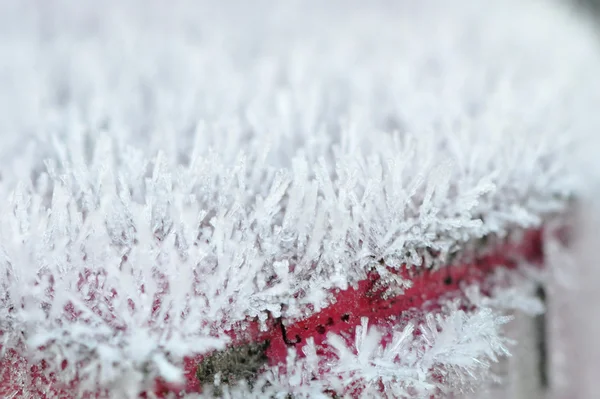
(0, 230), (544, 398)
(177, 229), (544, 396)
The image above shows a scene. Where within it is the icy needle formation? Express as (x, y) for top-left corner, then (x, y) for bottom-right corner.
(0, 0), (598, 398)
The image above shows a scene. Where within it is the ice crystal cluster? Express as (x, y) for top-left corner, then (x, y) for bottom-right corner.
(197, 273), (543, 399)
(0, 0), (599, 397)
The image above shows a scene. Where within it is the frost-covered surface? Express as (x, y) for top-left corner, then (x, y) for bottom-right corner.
(0, 0), (599, 397)
(192, 268), (545, 399)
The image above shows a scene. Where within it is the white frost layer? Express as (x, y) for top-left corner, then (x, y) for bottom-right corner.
(0, 0), (598, 396)
(195, 268), (545, 399)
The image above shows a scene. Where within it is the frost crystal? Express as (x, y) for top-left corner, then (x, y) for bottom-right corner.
(0, 0), (598, 397)
(189, 282), (532, 399)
